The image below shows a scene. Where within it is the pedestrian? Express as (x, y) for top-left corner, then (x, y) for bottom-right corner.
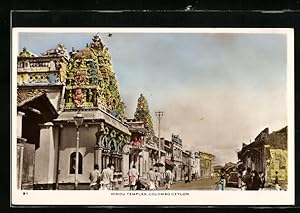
(128, 165), (139, 190)
(259, 171), (265, 190)
(192, 167), (196, 181)
(110, 164), (115, 190)
(243, 167), (252, 190)
(165, 169), (172, 190)
(249, 170), (261, 190)
(217, 168), (226, 190)
(89, 164), (100, 190)
(155, 169), (161, 189)
(136, 179), (146, 190)
(275, 171), (281, 191)
(101, 163), (114, 190)
(240, 167), (247, 190)
(184, 173), (189, 183)
(210, 172), (214, 180)
(147, 168), (156, 190)
(170, 170), (174, 185)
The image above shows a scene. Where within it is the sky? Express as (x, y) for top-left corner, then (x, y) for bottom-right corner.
(18, 31), (288, 165)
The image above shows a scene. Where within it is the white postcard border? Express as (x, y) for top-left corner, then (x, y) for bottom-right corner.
(11, 27), (295, 206)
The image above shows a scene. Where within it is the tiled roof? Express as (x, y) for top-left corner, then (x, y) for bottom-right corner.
(17, 89), (46, 107)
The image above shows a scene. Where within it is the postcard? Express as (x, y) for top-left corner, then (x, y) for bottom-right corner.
(11, 27), (294, 206)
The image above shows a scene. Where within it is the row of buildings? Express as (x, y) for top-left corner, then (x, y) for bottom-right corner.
(237, 126), (288, 188)
(211, 126), (288, 189)
(16, 35), (215, 190)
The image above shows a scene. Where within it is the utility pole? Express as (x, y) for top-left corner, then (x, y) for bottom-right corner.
(155, 111), (164, 162)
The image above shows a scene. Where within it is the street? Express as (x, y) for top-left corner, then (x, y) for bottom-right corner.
(158, 177), (240, 191)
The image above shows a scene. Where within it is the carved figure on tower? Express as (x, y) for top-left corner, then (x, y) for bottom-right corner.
(64, 35), (127, 119)
(73, 88), (85, 106)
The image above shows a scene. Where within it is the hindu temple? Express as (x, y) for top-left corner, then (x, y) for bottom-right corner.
(17, 35), (131, 189)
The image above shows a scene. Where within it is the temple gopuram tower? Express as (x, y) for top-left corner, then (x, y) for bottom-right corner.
(16, 35), (131, 189)
(53, 35), (131, 189)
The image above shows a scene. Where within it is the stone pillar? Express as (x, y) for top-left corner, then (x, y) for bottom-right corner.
(17, 138), (26, 189)
(141, 150), (145, 178)
(94, 145), (103, 171)
(101, 149), (110, 170)
(121, 145), (130, 182)
(35, 122), (55, 187)
(17, 111), (25, 138)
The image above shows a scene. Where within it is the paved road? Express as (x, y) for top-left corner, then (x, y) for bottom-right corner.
(158, 177), (240, 191)
(157, 177), (278, 191)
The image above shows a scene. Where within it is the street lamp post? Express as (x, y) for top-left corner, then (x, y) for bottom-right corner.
(155, 111), (164, 163)
(73, 111), (84, 190)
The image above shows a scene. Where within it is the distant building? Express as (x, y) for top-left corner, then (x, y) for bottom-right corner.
(223, 162), (237, 173)
(199, 152), (215, 178)
(182, 150), (192, 180)
(164, 139), (175, 172)
(193, 152), (200, 179)
(237, 126), (288, 187)
(213, 165), (223, 176)
(171, 134), (183, 181)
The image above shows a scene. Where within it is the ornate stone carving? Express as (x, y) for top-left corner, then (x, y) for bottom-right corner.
(95, 122), (129, 153)
(19, 47), (37, 57)
(73, 88), (85, 106)
(64, 35), (126, 118)
(43, 43), (69, 59)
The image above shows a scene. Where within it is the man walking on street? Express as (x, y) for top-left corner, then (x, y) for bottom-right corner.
(165, 169), (172, 190)
(147, 168), (156, 190)
(243, 167), (252, 190)
(155, 169), (161, 190)
(89, 164), (100, 190)
(101, 164), (114, 190)
(128, 165), (139, 190)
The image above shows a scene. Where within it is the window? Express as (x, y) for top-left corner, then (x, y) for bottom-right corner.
(70, 152), (83, 174)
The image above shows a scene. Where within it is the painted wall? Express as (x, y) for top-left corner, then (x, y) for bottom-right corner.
(58, 125), (97, 184)
(46, 89), (62, 111)
(268, 149), (288, 185)
(173, 162), (182, 181)
(194, 157), (200, 178)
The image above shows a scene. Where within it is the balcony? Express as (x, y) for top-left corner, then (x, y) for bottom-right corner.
(17, 57), (66, 86)
(17, 71), (63, 86)
(130, 138), (144, 151)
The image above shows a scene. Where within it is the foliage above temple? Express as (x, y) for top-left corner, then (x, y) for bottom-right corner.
(134, 94), (154, 135)
(64, 35), (126, 120)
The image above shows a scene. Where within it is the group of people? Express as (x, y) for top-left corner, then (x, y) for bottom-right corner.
(237, 167), (281, 191)
(89, 164), (115, 190)
(146, 168), (173, 190)
(216, 167), (268, 191)
(129, 167), (173, 190)
(238, 167), (266, 190)
(89, 163), (174, 191)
